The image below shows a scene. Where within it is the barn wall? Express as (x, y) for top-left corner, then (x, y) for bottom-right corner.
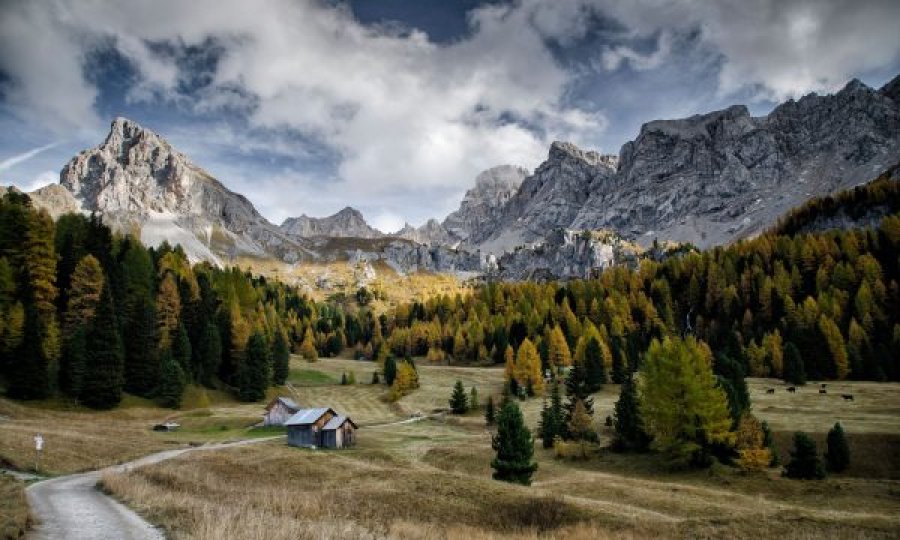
(287, 426), (315, 447)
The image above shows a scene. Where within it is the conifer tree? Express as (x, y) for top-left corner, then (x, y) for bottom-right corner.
(568, 399), (596, 457)
(825, 422), (850, 473)
(783, 342), (806, 385)
(383, 355), (397, 386)
(735, 413), (772, 472)
(610, 337), (627, 384)
(491, 401), (538, 485)
(155, 273), (181, 350)
(784, 432), (826, 479)
(450, 380), (469, 414)
(238, 332), (271, 402)
(197, 323), (221, 387)
(156, 349), (185, 409)
(638, 336), (734, 467)
(300, 327), (317, 362)
(7, 308), (50, 400)
(564, 361), (593, 436)
(819, 315), (849, 379)
(583, 337), (607, 392)
(469, 386), (479, 411)
(63, 254), (104, 336)
(59, 325), (87, 398)
(172, 322), (192, 373)
(761, 420), (779, 466)
(271, 330), (290, 385)
(514, 338), (544, 396)
(341, 372), (348, 385)
(612, 375), (650, 452)
(123, 297), (158, 397)
(485, 395), (496, 425)
(538, 382), (565, 448)
(81, 285), (124, 409)
(548, 325), (572, 367)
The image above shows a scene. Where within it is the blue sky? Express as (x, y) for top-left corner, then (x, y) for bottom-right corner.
(1, 0), (899, 232)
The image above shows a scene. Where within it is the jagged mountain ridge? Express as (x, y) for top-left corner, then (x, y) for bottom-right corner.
(474, 76), (900, 251)
(281, 206), (382, 239)
(59, 117), (312, 264)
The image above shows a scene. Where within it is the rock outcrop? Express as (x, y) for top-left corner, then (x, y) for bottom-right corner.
(441, 164), (529, 246)
(281, 206), (382, 238)
(59, 117), (312, 263)
(0, 184), (83, 219)
(394, 219), (457, 246)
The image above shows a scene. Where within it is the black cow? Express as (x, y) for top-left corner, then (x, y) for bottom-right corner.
(842, 394), (854, 401)
(819, 389), (827, 394)
(787, 387), (796, 393)
(766, 388), (775, 394)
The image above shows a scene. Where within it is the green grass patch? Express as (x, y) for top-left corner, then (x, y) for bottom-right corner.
(289, 368), (337, 386)
(246, 425), (286, 437)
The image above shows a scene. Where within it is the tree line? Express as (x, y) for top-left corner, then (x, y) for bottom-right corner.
(0, 192), (368, 408)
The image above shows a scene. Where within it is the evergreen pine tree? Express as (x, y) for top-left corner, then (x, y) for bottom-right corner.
(237, 332), (271, 402)
(450, 380), (469, 414)
(491, 401), (538, 485)
(81, 285), (124, 409)
(568, 399), (597, 457)
(825, 422), (850, 473)
(784, 431), (826, 479)
(156, 349), (185, 409)
(564, 361), (593, 436)
(299, 327), (317, 362)
(761, 420), (780, 466)
(612, 375), (650, 452)
(7, 308), (50, 400)
(59, 325), (88, 399)
(197, 323), (221, 387)
(539, 382), (565, 448)
(469, 386), (479, 411)
(783, 342), (806, 385)
(271, 330), (290, 385)
(610, 337), (627, 384)
(584, 337), (607, 392)
(171, 322), (192, 373)
(485, 395), (496, 425)
(123, 296), (159, 397)
(383, 356), (397, 386)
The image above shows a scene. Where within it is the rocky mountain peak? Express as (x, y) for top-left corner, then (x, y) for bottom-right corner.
(441, 164), (529, 246)
(548, 141), (616, 170)
(280, 206), (381, 238)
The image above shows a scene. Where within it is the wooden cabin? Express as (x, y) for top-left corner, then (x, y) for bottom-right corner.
(263, 397), (301, 426)
(285, 407), (357, 449)
(322, 415), (358, 449)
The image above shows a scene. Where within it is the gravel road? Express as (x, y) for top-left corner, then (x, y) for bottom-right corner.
(26, 437), (280, 540)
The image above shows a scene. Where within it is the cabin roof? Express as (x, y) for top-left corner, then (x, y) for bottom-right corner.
(285, 407), (334, 426)
(266, 396), (301, 412)
(322, 415), (357, 430)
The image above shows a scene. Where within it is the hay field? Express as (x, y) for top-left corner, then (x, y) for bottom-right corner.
(98, 358), (900, 539)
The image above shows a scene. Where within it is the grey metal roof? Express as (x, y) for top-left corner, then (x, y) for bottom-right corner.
(285, 408), (332, 426)
(323, 415), (357, 430)
(277, 397), (300, 411)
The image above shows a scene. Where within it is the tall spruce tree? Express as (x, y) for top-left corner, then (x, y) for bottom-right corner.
(491, 401), (538, 485)
(564, 361), (593, 436)
(238, 332), (271, 402)
(538, 382), (565, 448)
(156, 349), (185, 409)
(383, 355), (397, 386)
(612, 375), (650, 452)
(449, 380), (469, 414)
(783, 342), (806, 385)
(485, 395), (496, 425)
(7, 308), (50, 400)
(825, 422), (850, 473)
(123, 297), (159, 397)
(271, 330), (290, 385)
(59, 325), (87, 399)
(81, 284), (124, 409)
(197, 323), (222, 387)
(584, 337), (607, 392)
(784, 431), (826, 479)
(171, 322), (192, 374)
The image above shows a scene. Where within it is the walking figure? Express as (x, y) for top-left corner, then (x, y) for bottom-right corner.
(34, 433), (44, 472)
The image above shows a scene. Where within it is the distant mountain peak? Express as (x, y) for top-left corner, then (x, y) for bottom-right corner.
(280, 206), (381, 239)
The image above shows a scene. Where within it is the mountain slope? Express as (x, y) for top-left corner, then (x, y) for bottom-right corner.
(60, 117), (312, 263)
(474, 76), (900, 251)
(281, 206), (382, 239)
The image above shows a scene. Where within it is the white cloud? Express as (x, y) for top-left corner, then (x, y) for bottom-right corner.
(0, 143), (58, 171)
(601, 32), (672, 72)
(20, 170), (59, 193)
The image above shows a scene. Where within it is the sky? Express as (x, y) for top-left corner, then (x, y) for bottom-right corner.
(1, 0), (899, 233)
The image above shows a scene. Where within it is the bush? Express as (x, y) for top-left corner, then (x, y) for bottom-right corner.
(494, 496), (580, 533)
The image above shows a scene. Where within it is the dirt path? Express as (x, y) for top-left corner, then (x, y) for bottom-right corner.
(26, 437), (280, 540)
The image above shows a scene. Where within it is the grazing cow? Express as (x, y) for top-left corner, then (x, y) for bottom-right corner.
(821, 383), (828, 388)
(787, 387), (796, 393)
(819, 389), (827, 394)
(842, 394), (854, 401)
(766, 388), (775, 394)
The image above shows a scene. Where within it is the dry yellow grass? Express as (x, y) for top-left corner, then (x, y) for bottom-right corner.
(98, 360), (900, 539)
(0, 474), (29, 540)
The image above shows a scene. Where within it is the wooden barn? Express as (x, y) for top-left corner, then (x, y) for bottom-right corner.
(285, 407), (357, 449)
(263, 397), (301, 426)
(322, 415), (358, 449)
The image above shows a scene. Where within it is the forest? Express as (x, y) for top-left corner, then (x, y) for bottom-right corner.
(2, 176), (899, 411)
